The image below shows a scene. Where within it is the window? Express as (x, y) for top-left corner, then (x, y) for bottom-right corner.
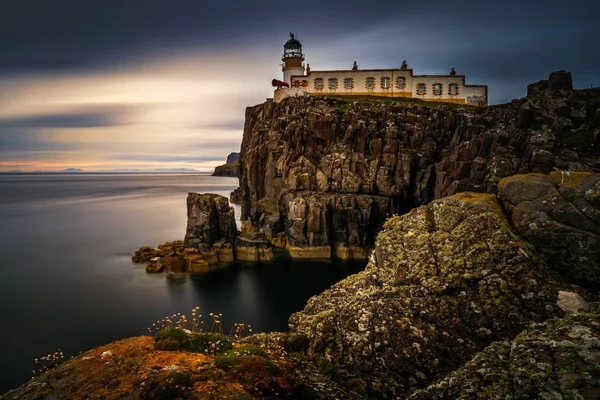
(433, 83), (442, 96)
(344, 78), (353, 89)
(381, 77), (390, 89)
(396, 77), (405, 89)
(417, 83), (426, 95)
(315, 78), (323, 89)
(329, 78), (338, 90)
(449, 84), (458, 95)
(366, 77), (375, 89)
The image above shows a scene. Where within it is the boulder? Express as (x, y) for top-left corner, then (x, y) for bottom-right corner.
(289, 192), (565, 398)
(131, 246), (158, 263)
(498, 172), (600, 292)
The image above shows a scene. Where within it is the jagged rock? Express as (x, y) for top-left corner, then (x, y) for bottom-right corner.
(184, 193), (237, 264)
(131, 246), (158, 263)
(288, 192), (567, 398)
(498, 172), (600, 292)
(156, 240), (185, 256)
(229, 187), (243, 204)
(235, 234), (274, 262)
(410, 303), (600, 400)
(239, 71), (600, 259)
(145, 262), (164, 273)
(281, 191), (394, 259)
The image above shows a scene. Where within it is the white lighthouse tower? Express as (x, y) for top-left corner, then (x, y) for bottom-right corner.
(282, 33), (305, 85)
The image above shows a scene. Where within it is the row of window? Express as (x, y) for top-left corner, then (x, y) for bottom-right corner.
(312, 78), (459, 95)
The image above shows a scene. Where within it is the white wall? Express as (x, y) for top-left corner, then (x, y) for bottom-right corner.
(291, 68), (487, 105)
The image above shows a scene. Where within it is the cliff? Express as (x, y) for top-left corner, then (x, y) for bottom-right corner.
(239, 71), (600, 260)
(212, 153), (240, 177)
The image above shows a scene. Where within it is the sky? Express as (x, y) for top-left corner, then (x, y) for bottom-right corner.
(1, 0), (599, 172)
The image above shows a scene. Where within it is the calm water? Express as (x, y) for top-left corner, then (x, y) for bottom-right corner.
(0, 173), (366, 392)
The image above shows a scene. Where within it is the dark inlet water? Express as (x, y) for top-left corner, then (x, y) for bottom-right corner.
(0, 173), (366, 392)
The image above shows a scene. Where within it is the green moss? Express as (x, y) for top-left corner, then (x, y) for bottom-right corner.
(557, 130), (596, 149)
(394, 279), (409, 286)
(289, 352), (308, 362)
(146, 371), (192, 400)
(235, 345), (269, 358)
(186, 333), (233, 354)
(154, 328), (232, 354)
(215, 350), (279, 379)
(335, 102), (353, 113)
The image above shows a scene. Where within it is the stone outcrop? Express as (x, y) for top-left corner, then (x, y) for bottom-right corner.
(131, 246), (157, 263)
(212, 153), (240, 177)
(411, 303), (600, 400)
(230, 187), (243, 204)
(498, 172), (600, 292)
(132, 240), (211, 275)
(239, 71), (600, 259)
(288, 191), (583, 398)
(184, 193), (237, 264)
(212, 162), (238, 177)
(235, 234), (274, 262)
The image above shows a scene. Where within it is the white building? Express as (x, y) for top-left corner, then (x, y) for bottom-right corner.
(275, 34), (488, 106)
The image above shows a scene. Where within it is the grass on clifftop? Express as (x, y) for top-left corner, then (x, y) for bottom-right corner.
(330, 95), (473, 110)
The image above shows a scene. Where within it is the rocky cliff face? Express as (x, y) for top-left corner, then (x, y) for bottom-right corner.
(239, 71), (600, 259)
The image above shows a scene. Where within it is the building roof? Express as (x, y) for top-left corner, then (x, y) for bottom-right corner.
(284, 33), (302, 50)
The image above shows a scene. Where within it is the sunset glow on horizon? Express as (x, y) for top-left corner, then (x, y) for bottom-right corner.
(1, 0), (598, 172)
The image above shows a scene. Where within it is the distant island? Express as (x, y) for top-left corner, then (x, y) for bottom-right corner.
(63, 168), (84, 172)
(212, 152), (239, 177)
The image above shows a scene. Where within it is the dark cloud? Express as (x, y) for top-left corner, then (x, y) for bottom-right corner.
(2, 0), (595, 76)
(0, 109), (126, 129)
(1, 1), (599, 101)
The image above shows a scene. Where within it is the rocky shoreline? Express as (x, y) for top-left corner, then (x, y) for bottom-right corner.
(5, 71), (600, 399)
(5, 171), (600, 399)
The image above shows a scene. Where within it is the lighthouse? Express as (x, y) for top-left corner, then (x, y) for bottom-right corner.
(282, 33), (305, 85)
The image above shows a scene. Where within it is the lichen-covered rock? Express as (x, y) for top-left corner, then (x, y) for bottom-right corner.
(0, 335), (362, 400)
(411, 302), (600, 400)
(239, 72), (600, 259)
(185, 193), (237, 264)
(498, 172), (600, 292)
(289, 192), (566, 398)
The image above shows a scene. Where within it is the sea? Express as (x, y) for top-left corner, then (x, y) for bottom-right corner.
(0, 173), (366, 392)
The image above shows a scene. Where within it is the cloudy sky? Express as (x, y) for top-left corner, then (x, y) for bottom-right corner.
(1, 0), (599, 172)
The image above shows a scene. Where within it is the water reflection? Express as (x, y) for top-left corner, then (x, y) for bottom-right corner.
(0, 173), (366, 392)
